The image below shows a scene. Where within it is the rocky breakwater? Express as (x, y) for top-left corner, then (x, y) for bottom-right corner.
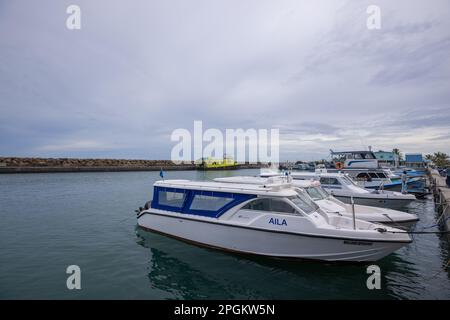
(0, 157), (196, 173)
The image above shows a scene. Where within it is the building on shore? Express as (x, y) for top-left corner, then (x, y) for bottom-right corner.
(404, 153), (429, 169)
(374, 151), (399, 166)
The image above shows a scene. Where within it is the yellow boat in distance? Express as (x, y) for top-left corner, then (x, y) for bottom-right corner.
(196, 155), (239, 170)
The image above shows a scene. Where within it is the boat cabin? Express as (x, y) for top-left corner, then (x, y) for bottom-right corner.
(150, 179), (320, 219)
(330, 150), (379, 169)
(214, 176), (331, 202)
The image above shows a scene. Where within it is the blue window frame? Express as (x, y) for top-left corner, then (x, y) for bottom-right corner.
(151, 186), (255, 218)
(189, 194), (234, 211)
(152, 187), (189, 212)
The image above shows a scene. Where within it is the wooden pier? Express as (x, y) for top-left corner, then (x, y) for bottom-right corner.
(430, 169), (450, 241)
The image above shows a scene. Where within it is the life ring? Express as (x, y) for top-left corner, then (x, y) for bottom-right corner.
(335, 162), (344, 170)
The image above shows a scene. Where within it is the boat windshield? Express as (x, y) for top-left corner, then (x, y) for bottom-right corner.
(341, 176), (357, 186)
(304, 186), (329, 201)
(289, 190), (319, 214)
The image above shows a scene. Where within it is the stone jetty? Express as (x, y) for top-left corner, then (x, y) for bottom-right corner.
(0, 157), (262, 173)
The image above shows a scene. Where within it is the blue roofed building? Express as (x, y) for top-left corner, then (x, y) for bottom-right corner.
(374, 151), (398, 166)
(405, 153), (426, 169)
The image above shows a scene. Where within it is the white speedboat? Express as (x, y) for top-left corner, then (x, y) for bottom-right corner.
(214, 176), (418, 229)
(261, 170), (416, 210)
(137, 179), (411, 262)
(330, 150), (379, 169)
(328, 150), (426, 194)
(335, 168), (425, 192)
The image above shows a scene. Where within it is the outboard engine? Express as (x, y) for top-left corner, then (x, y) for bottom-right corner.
(136, 201), (152, 214)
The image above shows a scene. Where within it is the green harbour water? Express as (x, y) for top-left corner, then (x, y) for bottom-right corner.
(0, 169), (449, 299)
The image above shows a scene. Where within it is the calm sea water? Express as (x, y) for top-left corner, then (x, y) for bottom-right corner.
(0, 169), (449, 299)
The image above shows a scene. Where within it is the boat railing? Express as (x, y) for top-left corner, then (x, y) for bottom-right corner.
(378, 180), (385, 192)
(156, 180), (293, 193)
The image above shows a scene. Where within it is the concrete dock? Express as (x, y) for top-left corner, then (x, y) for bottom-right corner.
(430, 169), (450, 241)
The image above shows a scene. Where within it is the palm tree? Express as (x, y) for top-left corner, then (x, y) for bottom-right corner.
(392, 148), (403, 161)
(430, 152), (450, 168)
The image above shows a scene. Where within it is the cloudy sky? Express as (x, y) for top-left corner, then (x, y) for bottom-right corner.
(1, 0), (449, 161)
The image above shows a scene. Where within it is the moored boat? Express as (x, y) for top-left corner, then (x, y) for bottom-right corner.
(137, 179), (411, 262)
(215, 176), (419, 229)
(196, 155), (238, 170)
(261, 170), (416, 210)
(327, 150), (428, 196)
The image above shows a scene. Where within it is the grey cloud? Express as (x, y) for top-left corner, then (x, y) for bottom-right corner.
(427, 134), (450, 141)
(276, 122), (341, 135)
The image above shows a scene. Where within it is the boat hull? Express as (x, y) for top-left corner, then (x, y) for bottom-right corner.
(364, 177), (426, 193)
(331, 212), (417, 229)
(137, 212), (409, 262)
(379, 220), (417, 230)
(333, 195), (413, 210)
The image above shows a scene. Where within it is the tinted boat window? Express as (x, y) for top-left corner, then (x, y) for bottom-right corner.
(357, 173), (370, 179)
(288, 193), (317, 214)
(369, 172), (378, 178)
(305, 187), (328, 200)
(319, 177), (341, 185)
(190, 194), (234, 211)
(242, 198), (296, 214)
(271, 199), (296, 214)
(341, 176), (355, 185)
(158, 191), (186, 208)
(242, 198), (271, 211)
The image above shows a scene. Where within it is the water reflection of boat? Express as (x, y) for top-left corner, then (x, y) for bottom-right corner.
(136, 227), (272, 299)
(147, 247), (225, 299)
(135, 226), (423, 299)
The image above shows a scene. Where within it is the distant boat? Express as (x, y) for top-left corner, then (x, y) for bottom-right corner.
(330, 150), (379, 169)
(196, 155), (238, 170)
(292, 162), (316, 171)
(328, 150), (428, 196)
(393, 167), (427, 177)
